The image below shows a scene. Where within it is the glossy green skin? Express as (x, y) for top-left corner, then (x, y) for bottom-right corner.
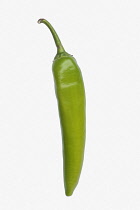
(52, 55), (86, 196)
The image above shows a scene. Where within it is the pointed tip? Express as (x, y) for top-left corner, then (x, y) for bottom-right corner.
(65, 184), (76, 196)
(65, 189), (74, 197)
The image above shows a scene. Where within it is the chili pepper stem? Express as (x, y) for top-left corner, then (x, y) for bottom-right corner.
(38, 18), (65, 54)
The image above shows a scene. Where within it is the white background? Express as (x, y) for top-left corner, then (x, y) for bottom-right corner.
(0, 0), (140, 209)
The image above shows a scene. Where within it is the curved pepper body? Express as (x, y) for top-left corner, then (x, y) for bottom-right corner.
(53, 56), (86, 196)
(38, 19), (86, 196)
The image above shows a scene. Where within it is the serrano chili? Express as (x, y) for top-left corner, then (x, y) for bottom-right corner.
(38, 18), (86, 196)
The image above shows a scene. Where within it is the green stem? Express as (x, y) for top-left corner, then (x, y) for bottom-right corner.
(38, 19), (65, 54)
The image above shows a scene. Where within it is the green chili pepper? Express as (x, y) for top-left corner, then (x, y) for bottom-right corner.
(38, 18), (86, 196)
